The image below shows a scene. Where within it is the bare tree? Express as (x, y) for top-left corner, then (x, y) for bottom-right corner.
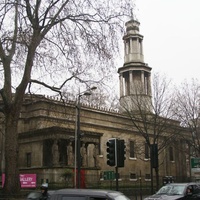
(120, 73), (181, 190)
(0, 0), (133, 194)
(63, 86), (119, 110)
(173, 79), (200, 157)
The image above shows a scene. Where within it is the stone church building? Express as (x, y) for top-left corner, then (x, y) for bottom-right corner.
(0, 19), (189, 188)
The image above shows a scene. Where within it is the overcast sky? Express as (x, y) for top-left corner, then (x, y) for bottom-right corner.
(132, 0), (200, 85)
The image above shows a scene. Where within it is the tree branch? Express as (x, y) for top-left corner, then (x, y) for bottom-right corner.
(29, 75), (76, 92)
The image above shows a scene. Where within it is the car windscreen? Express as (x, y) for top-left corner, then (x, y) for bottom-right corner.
(114, 195), (131, 200)
(60, 194), (130, 200)
(27, 192), (42, 199)
(62, 196), (86, 200)
(156, 185), (185, 195)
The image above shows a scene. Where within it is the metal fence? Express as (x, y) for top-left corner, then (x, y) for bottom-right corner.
(0, 173), (196, 200)
(31, 173), (194, 195)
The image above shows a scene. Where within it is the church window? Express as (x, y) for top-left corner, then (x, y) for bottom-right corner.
(26, 152), (31, 167)
(130, 140), (135, 158)
(130, 173), (137, 180)
(145, 174), (151, 181)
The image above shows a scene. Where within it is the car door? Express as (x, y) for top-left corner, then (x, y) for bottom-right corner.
(189, 185), (200, 200)
(184, 184), (200, 200)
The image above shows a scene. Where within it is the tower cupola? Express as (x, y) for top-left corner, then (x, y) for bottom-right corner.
(123, 20), (144, 63)
(118, 19), (152, 111)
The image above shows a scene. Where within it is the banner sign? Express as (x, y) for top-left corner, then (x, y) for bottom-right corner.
(2, 173), (36, 188)
(20, 174), (37, 188)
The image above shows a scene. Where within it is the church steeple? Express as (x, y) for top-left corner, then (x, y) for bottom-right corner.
(118, 19), (152, 111)
(123, 20), (144, 63)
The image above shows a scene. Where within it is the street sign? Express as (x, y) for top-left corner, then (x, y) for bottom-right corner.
(103, 171), (115, 180)
(191, 158), (200, 168)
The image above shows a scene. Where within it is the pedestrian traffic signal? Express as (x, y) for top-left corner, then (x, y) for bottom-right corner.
(117, 139), (126, 167)
(106, 138), (117, 166)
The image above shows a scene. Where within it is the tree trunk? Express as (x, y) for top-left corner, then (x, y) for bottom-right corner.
(3, 110), (20, 194)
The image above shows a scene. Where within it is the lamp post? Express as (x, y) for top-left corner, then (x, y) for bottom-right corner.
(74, 86), (97, 188)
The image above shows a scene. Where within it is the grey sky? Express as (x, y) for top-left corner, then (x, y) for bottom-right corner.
(133, 0), (200, 85)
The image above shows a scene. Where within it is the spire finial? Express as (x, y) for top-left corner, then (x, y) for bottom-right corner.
(131, 8), (134, 20)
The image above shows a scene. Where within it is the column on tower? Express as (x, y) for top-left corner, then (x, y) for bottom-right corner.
(139, 39), (143, 57)
(129, 71), (133, 95)
(130, 38), (133, 54)
(119, 74), (124, 97)
(133, 38), (138, 60)
(124, 72), (130, 96)
(136, 38), (139, 52)
(124, 39), (130, 60)
(147, 73), (152, 96)
(143, 71), (152, 95)
(141, 71), (145, 94)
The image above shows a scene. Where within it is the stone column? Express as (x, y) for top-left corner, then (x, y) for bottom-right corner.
(119, 73), (124, 97)
(67, 142), (74, 166)
(52, 140), (59, 166)
(80, 143), (87, 167)
(129, 71), (133, 94)
(148, 73), (152, 96)
(93, 144), (99, 168)
(141, 71), (145, 93)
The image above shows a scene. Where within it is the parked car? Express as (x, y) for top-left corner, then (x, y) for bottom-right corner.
(26, 190), (55, 200)
(49, 189), (131, 200)
(26, 191), (42, 200)
(144, 183), (200, 200)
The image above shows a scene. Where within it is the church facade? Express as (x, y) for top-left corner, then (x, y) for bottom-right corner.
(0, 20), (190, 188)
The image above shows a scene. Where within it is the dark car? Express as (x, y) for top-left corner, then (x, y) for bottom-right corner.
(144, 183), (200, 200)
(26, 190), (55, 200)
(49, 188), (130, 200)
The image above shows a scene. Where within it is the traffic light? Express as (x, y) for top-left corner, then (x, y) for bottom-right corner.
(117, 139), (126, 167)
(106, 138), (117, 166)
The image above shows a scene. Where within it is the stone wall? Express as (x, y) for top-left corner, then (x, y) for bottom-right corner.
(1, 95), (188, 186)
